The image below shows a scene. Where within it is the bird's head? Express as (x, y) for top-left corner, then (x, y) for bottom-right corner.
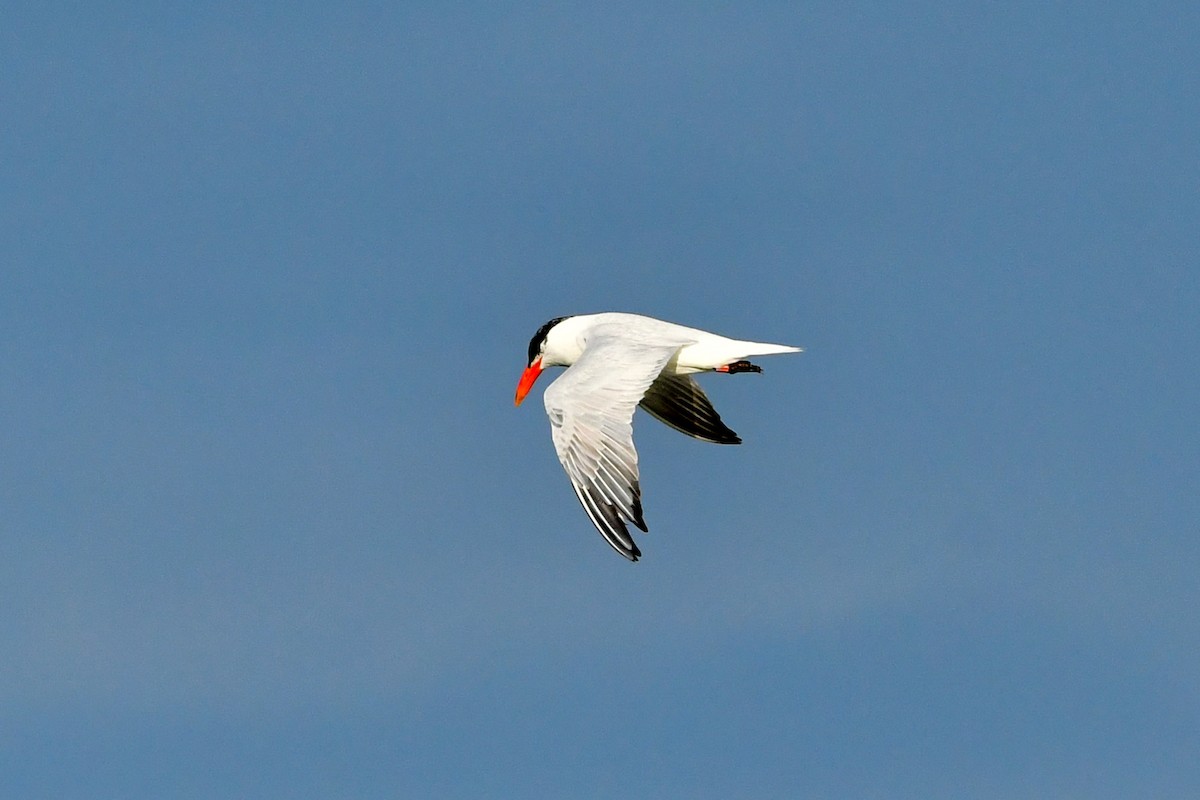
(515, 315), (572, 406)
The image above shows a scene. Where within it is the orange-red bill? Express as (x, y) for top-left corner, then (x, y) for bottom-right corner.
(514, 358), (543, 406)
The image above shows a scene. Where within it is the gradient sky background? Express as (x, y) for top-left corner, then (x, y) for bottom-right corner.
(3, 4), (1198, 798)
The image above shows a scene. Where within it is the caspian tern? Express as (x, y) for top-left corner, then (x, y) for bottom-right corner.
(515, 312), (802, 561)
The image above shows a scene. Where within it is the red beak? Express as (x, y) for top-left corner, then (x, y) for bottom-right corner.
(514, 358), (544, 406)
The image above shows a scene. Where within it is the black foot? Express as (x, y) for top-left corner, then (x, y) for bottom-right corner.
(718, 360), (762, 374)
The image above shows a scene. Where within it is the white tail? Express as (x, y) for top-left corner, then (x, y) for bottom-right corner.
(676, 337), (803, 373)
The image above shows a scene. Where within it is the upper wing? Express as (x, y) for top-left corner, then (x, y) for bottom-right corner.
(543, 330), (686, 561)
(639, 372), (741, 444)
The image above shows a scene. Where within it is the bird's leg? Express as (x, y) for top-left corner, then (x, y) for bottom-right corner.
(716, 360), (763, 374)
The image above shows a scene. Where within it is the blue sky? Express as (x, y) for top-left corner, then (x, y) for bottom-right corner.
(3, 4), (1198, 798)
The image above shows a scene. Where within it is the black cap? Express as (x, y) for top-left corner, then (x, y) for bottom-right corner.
(527, 316), (570, 366)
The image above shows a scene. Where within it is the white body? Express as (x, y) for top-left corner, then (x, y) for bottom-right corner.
(540, 312), (800, 374)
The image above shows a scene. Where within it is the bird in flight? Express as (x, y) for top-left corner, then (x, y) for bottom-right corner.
(515, 312), (801, 561)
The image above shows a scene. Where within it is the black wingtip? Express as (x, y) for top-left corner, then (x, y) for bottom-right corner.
(631, 481), (648, 531)
(574, 482), (646, 562)
(609, 535), (642, 562)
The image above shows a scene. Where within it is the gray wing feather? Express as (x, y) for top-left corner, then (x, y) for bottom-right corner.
(543, 330), (685, 561)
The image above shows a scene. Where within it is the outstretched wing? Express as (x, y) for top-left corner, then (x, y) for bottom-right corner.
(639, 372), (741, 444)
(543, 330), (685, 561)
